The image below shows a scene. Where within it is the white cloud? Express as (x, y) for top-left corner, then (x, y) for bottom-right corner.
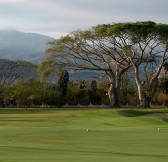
(0, 0), (167, 38)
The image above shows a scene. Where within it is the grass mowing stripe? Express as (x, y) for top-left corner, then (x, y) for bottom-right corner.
(0, 108), (168, 162)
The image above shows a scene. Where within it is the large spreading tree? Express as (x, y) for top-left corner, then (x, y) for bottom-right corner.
(43, 26), (133, 107)
(104, 21), (168, 107)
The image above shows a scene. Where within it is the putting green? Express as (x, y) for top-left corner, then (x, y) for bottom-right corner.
(0, 108), (168, 162)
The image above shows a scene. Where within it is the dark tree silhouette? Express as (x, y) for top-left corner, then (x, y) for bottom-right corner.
(58, 70), (69, 99)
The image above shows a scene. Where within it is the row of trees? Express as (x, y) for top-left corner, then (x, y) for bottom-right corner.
(0, 79), (106, 106)
(0, 60), (168, 107)
(1, 75), (168, 107)
(40, 21), (168, 107)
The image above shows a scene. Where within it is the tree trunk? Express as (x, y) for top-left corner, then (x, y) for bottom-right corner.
(133, 66), (145, 107)
(108, 87), (120, 107)
(166, 82), (168, 95)
(112, 88), (120, 107)
(143, 95), (151, 108)
(137, 84), (144, 106)
(107, 65), (128, 108)
(108, 78), (120, 108)
(143, 77), (159, 108)
(107, 83), (113, 106)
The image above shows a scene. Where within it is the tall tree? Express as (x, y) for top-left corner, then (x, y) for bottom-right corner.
(0, 59), (37, 85)
(45, 27), (132, 107)
(162, 63), (168, 95)
(58, 70), (69, 99)
(91, 80), (97, 92)
(164, 62), (168, 73)
(0, 59), (36, 106)
(107, 21), (168, 107)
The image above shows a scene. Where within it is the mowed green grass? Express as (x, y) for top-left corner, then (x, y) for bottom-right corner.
(0, 108), (168, 162)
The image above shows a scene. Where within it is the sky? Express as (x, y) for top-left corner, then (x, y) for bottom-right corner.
(0, 0), (167, 38)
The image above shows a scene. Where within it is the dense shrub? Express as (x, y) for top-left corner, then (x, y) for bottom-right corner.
(89, 90), (102, 105)
(154, 93), (168, 105)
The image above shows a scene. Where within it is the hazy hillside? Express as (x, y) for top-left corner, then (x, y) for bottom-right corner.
(0, 59), (38, 83)
(0, 30), (158, 82)
(0, 30), (54, 64)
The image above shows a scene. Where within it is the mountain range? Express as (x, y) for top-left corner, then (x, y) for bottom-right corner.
(0, 30), (156, 83)
(0, 30), (54, 64)
(0, 30), (101, 81)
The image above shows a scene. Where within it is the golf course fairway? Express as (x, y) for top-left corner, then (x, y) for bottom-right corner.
(0, 108), (168, 162)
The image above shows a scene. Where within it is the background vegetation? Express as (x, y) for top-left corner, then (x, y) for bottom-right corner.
(0, 76), (168, 107)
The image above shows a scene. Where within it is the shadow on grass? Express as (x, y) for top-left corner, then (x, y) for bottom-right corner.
(1, 145), (168, 158)
(161, 117), (168, 122)
(118, 109), (168, 117)
(118, 110), (153, 117)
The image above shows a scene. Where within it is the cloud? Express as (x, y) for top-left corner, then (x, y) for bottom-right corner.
(0, 0), (167, 38)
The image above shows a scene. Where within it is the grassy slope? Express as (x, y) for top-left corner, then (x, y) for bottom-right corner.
(0, 108), (168, 162)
